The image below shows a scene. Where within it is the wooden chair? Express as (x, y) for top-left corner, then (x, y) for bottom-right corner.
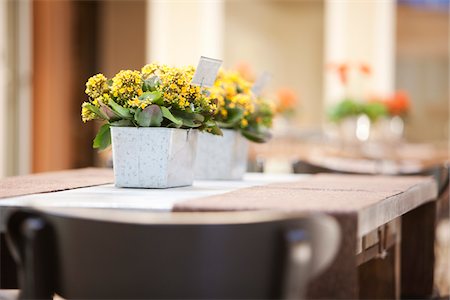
(6, 208), (340, 300)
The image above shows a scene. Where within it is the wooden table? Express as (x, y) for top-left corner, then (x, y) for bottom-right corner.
(0, 168), (438, 299)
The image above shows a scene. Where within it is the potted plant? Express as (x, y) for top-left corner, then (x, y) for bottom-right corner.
(326, 63), (390, 143)
(194, 70), (274, 180)
(81, 63), (221, 188)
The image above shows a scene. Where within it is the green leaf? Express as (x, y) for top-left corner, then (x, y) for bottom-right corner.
(108, 98), (132, 119)
(193, 113), (205, 123)
(217, 108), (244, 128)
(171, 110), (207, 128)
(142, 76), (161, 92)
(172, 110), (195, 120)
(153, 97), (165, 106)
(135, 105), (163, 127)
(204, 119), (217, 127)
(216, 121), (235, 129)
(161, 106), (182, 126)
(227, 107), (244, 124)
(172, 110), (205, 121)
(110, 119), (133, 127)
(181, 118), (202, 128)
(99, 102), (120, 121)
(84, 103), (108, 120)
(241, 128), (272, 143)
(166, 122), (182, 128)
(138, 91), (162, 101)
(93, 123), (111, 150)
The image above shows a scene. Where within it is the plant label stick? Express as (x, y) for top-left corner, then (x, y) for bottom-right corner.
(191, 56), (222, 88)
(251, 72), (271, 97)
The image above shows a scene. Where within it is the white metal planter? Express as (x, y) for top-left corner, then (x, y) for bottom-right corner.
(111, 127), (198, 188)
(194, 129), (249, 180)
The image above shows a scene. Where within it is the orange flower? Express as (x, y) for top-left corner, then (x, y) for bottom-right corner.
(360, 63), (371, 76)
(385, 90), (410, 115)
(234, 61), (255, 82)
(276, 88), (298, 113)
(336, 64), (349, 85)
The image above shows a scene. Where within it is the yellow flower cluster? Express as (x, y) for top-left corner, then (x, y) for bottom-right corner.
(210, 70), (255, 124)
(141, 63), (165, 78)
(141, 63), (217, 113)
(246, 97), (275, 128)
(128, 98), (150, 109)
(94, 93), (112, 107)
(81, 102), (97, 123)
(233, 94), (255, 114)
(220, 71), (252, 97)
(82, 64), (219, 124)
(111, 70), (143, 106)
(85, 74), (109, 100)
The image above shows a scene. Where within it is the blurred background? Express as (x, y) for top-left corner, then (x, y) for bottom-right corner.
(0, 0), (448, 177)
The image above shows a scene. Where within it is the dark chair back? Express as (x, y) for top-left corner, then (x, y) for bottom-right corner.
(6, 208), (340, 300)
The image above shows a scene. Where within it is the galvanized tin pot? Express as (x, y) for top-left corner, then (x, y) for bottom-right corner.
(194, 129), (248, 180)
(111, 127), (198, 188)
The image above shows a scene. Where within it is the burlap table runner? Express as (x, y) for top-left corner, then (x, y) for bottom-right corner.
(173, 173), (434, 213)
(0, 168), (114, 199)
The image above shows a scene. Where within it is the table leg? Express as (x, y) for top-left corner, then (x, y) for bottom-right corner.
(358, 243), (400, 299)
(306, 213), (358, 299)
(401, 201), (436, 298)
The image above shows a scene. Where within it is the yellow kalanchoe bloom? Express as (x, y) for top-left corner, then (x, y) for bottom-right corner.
(220, 108), (228, 118)
(232, 93), (255, 114)
(141, 63), (171, 79)
(141, 63), (160, 76)
(85, 73), (109, 100)
(127, 98), (141, 107)
(142, 63), (217, 114)
(94, 93), (112, 107)
(128, 97), (150, 109)
(240, 118), (249, 127)
(111, 70), (142, 106)
(210, 70), (255, 123)
(81, 102), (97, 123)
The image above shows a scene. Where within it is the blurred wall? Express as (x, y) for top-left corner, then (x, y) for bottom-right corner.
(324, 0), (395, 104)
(33, 0), (81, 172)
(0, 0), (32, 177)
(32, 1), (99, 172)
(396, 4), (449, 142)
(0, 0), (6, 177)
(31, 0), (146, 173)
(224, 1), (324, 129)
(147, 0), (223, 65)
(98, 0), (146, 77)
